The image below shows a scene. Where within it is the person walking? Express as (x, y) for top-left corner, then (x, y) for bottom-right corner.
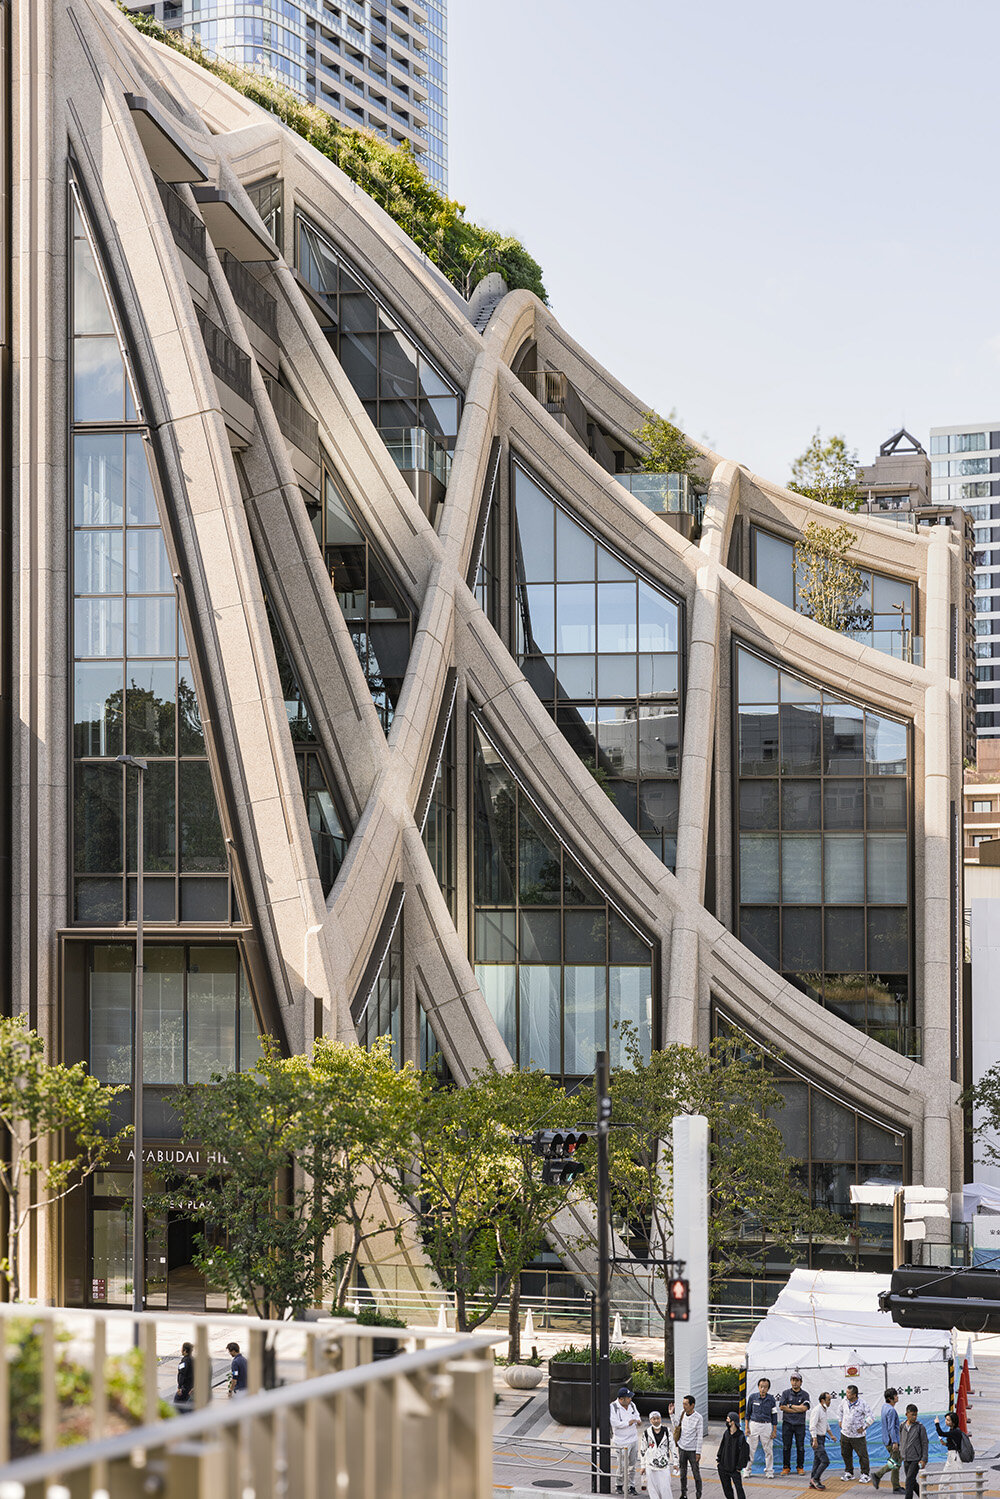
(779, 1373), (811, 1475)
(174, 1341), (195, 1411)
(717, 1411), (751, 1499)
(838, 1385), (874, 1482)
(872, 1389), (902, 1492)
(611, 1385), (642, 1494)
(899, 1405), (928, 1499)
(226, 1341), (248, 1397)
(640, 1411), (674, 1499)
(934, 1413), (963, 1469)
(677, 1395), (704, 1499)
(745, 1377), (779, 1478)
(809, 1392), (832, 1490)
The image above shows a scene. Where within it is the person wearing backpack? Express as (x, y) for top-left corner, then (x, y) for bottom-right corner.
(934, 1412), (973, 1468)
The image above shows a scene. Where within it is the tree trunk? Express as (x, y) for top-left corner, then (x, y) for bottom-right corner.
(455, 1286), (467, 1333)
(507, 1276), (521, 1364)
(7, 1191), (18, 1303)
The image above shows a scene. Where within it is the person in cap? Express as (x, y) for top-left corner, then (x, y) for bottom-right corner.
(640, 1410), (674, 1498)
(717, 1411), (751, 1499)
(779, 1372), (811, 1475)
(611, 1384), (642, 1494)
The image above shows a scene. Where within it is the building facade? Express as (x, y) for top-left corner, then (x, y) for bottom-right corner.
(1, 0), (968, 1307)
(930, 422), (1000, 738)
(122, 0), (448, 189)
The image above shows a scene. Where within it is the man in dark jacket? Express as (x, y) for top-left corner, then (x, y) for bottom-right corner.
(717, 1411), (751, 1499)
(899, 1405), (928, 1499)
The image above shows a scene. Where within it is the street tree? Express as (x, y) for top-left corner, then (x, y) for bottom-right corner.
(309, 1036), (423, 1311)
(965, 1063), (1000, 1172)
(631, 410), (701, 478)
(0, 1016), (131, 1300)
(396, 1065), (583, 1340)
(163, 1042), (360, 1321)
(788, 431), (860, 510)
(579, 1029), (839, 1361)
(794, 520), (872, 634)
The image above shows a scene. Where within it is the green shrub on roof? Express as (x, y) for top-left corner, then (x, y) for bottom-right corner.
(118, 5), (547, 303)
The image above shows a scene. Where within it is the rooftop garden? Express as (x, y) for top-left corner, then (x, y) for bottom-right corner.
(118, 6), (546, 302)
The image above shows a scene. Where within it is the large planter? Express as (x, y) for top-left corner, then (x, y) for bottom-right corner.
(505, 1364), (544, 1390)
(547, 1358), (633, 1426)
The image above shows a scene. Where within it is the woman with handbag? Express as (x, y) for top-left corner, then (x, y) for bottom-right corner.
(640, 1411), (674, 1498)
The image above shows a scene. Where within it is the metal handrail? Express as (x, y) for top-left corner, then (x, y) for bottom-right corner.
(0, 1331), (499, 1491)
(195, 306), (252, 404)
(264, 375), (321, 461)
(222, 251), (278, 340)
(156, 178), (207, 269)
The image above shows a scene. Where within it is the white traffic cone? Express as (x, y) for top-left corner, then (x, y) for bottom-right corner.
(436, 1302), (449, 1331)
(523, 1307), (535, 1340)
(352, 1298), (360, 1317)
(612, 1313), (623, 1345)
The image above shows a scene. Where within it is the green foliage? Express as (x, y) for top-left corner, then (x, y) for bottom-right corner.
(632, 411), (701, 478)
(965, 1063), (1000, 1171)
(627, 1361), (740, 1393)
(7, 1320), (169, 1457)
(582, 755), (617, 800)
(578, 1029), (840, 1305)
(355, 1306), (406, 1329)
(396, 1066), (583, 1332)
(0, 1016), (131, 1300)
(550, 1344), (633, 1364)
(793, 520), (872, 634)
(117, 5), (546, 301)
(789, 431), (860, 511)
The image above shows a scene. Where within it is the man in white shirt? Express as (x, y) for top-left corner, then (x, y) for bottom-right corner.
(678, 1394), (705, 1499)
(809, 1392), (832, 1491)
(611, 1385), (642, 1495)
(838, 1385), (874, 1483)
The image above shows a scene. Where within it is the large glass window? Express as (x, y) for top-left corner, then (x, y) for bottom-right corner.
(263, 594), (349, 896)
(513, 462), (682, 870)
(716, 1012), (906, 1273)
(735, 646), (914, 1054)
(355, 918), (403, 1066)
(751, 526), (917, 663)
(296, 214), (461, 445)
(70, 182), (231, 927)
(87, 942), (262, 1094)
(422, 704), (456, 919)
(305, 461), (414, 733)
(472, 720), (655, 1080)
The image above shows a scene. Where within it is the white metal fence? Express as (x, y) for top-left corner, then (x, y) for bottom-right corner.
(0, 1302), (500, 1498)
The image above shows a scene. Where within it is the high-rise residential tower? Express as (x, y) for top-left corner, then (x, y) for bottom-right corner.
(930, 422), (1000, 737)
(123, 0), (448, 189)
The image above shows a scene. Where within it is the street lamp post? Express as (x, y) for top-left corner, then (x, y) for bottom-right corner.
(116, 753), (147, 1321)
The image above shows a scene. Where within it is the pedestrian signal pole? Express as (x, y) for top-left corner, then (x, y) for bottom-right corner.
(596, 1048), (612, 1495)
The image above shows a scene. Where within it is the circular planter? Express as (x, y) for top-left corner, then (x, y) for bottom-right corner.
(547, 1358), (633, 1426)
(504, 1364), (544, 1390)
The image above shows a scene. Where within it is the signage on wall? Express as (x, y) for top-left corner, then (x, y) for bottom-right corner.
(112, 1144), (229, 1171)
(91, 1278), (106, 1301)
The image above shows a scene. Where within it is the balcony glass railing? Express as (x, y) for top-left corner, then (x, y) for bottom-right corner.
(380, 425), (451, 487)
(195, 307), (252, 403)
(616, 470), (704, 520)
(844, 626), (924, 666)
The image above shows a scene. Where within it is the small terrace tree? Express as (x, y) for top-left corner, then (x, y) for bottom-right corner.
(794, 520), (872, 634)
(789, 431), (860, 511)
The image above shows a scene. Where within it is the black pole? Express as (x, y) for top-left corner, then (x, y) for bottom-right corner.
(597, 1049), (611, 1495)
(590, 1290), (598, 1493)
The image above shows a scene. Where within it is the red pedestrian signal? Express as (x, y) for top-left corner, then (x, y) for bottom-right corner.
(668, 1276), (690, 1322)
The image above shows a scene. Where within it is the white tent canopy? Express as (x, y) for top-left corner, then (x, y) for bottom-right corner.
(747, 1269), (951, 1371)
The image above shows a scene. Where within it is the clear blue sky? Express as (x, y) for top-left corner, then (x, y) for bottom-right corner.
(449, 0), (998, 485)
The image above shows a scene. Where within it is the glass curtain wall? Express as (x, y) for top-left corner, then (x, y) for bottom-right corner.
(262, 594), (349, 895)
(307, 461), (414, 732)
(735, 646), (913, 1052)
(472, 720), (654, 1080)
(246, 177), (283, 255)
(88, 942), (262, 1133)
(296, 214), (461, 445)
(422, 711), (456, 918)
(355, 919), (402, 1065)
(513, 462), (682, 869)
(751, 527), (918, 662)
(715, 1012), (906, 1273)
(70, 182), (231, 925)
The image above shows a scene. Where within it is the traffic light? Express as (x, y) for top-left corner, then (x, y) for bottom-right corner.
(668, 1276), (690, 1322)
(878, 1266), (1000, 1332)
(531, 1130), (590, 1186)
